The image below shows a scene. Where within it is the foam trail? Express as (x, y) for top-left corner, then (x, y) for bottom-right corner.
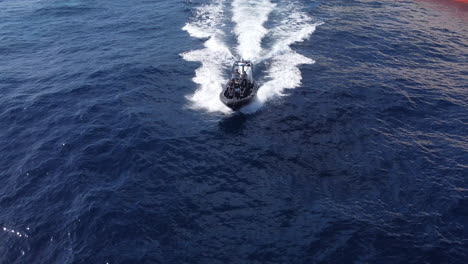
(265, 10), (323, 60)
(232, 0), (276, 61)
(181, 1), (233, 113)
(243, 5), (323, 112)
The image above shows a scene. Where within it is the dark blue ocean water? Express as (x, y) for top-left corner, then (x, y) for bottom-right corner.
(1, 0), (467, 263)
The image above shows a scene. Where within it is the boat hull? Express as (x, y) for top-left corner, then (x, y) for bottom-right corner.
(220, 84), (258, 110)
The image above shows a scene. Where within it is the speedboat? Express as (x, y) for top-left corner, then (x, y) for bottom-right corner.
(219, 60), (258, 110)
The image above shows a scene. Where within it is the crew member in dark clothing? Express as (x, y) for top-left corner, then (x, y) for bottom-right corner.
(233, 69), (240, 79)
(241, 70), (247, 80)
(233, 79), (241, 98)
(227, 79), (234, 98)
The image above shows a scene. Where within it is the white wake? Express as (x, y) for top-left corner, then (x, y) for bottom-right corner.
(232, 0), (276, 62)
(182, 0), (322, 113)
(181, 1), (233, 113)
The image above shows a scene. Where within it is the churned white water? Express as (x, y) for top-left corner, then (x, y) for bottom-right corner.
(182, 0), (322, 113)
(232, 0), (276, 62)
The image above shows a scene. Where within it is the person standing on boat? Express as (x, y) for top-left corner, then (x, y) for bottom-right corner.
(240, 69), (248, 88)
(241, 69), (247, 80)
(233, 68), (240, 80)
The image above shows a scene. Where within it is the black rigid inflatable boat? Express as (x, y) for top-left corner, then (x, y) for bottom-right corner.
(220, 60), (258, 110)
